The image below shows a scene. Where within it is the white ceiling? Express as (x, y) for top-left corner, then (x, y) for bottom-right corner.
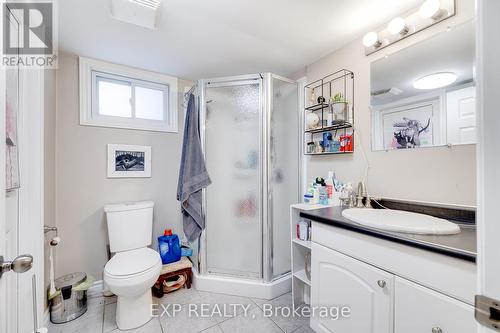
(59, 0), (422, 79)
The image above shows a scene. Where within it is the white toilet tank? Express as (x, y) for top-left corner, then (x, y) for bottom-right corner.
(104, 201), (154, 253)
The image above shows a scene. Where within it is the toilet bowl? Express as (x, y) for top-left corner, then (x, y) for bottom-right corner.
(103, 201), (161, 330)
(104, 248), (161, 330)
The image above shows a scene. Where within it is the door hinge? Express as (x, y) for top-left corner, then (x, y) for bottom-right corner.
(476, 295), (500, 332)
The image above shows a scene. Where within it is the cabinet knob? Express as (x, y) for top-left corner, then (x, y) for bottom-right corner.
(377, 280), (386, 288)
(431, 328), (442, 333)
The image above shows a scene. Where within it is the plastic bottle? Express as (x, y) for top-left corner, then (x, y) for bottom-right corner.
(326, 171), (334, 204)
(158, 229), (181, 264)
(312, 184), (320, 205)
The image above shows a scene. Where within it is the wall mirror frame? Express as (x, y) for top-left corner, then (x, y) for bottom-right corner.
(370, 20), (476, 152)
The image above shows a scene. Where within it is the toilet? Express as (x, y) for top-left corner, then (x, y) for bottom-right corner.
(103, 201), (162, 330)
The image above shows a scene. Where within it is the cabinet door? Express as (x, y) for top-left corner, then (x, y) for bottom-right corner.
(395, 277), (477, 333)
(310, 243), (394, 333)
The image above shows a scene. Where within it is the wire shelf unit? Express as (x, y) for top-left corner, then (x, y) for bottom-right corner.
(304, 69), (355, 155)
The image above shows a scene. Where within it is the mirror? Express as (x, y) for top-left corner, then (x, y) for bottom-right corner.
(370, 20), (475, 151)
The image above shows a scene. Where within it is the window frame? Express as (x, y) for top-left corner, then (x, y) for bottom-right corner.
(79, 56), (178, 133)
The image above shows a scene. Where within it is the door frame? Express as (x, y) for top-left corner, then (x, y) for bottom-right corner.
(476, 1), (500, 332)
(17, 68), (45, 331)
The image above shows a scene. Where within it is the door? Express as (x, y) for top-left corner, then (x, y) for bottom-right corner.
(446, 86), (476, 145)
(1, 6), (44, 332)
(476, 1), (500, 332)
(203, 76), (263, 278)
(268, 75), (299, 279)
(310, 243), (394, 333)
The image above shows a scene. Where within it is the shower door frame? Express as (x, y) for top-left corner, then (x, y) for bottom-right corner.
(263, 73), (302, 282)
(198, 73), (301, 282)
(200, 74), (265, 279)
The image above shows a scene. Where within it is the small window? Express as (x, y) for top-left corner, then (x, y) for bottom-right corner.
(80, 57), (178, 132)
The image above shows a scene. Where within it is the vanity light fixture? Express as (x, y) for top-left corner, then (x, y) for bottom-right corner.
(419, 0), (446, 20)
(387, 17), (409, 36)
(413, 72), (457, 90)
(362, 32), (381, 48)
(361, 0), (455, 55)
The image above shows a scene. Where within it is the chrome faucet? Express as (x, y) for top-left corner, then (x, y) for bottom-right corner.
(356, 181), (372, 208)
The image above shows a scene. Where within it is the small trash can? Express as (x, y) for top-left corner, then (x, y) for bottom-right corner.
(50, 272), (90, 324)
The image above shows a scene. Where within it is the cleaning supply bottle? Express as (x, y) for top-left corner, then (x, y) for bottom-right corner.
(158, 229), (181, 265)
(326, 171), (334, 204)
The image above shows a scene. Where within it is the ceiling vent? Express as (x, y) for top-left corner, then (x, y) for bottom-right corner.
(371, 87), (403, 98)
(110, 0), (161, 29)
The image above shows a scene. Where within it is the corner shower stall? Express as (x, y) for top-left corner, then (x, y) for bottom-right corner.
(190, 74), (300, 299)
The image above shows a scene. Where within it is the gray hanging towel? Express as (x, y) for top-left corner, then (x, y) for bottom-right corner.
(177, 93), (211, 242)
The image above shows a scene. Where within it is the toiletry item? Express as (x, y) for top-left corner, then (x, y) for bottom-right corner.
(315, 177), (326, 186)
(158, 229), (182, 265)
(304, 193), (313, 204)
(331, 140), (341, 152)
(340, 134), (353, 152)
(307, 141), (315, 154)
(322, 132), (332, 152)
(326, 171), (334, 204)
(319, 186), (328, 205)
(298, 220), (309, 241)
(312, 185), (320, 204)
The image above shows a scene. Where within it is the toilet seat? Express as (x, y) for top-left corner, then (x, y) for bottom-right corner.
(105, 247), (161, 278)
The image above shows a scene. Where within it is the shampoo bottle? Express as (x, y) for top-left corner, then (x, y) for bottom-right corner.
(326, 171), (334, 204)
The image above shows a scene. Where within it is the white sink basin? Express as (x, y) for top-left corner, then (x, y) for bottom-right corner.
(341, 208), (461, 235)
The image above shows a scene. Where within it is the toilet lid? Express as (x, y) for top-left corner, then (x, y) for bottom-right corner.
(105, 248), (160, 277)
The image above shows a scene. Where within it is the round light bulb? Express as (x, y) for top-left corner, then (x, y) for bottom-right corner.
(387, 17), (408, 35)
(362, 32), (379, 47)
(413, 72), (457, 90)
(419, 0), (442, 19)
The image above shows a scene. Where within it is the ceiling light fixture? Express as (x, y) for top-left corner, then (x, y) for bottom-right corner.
(419, 0), (446, 20)
(362, 32), (381, 48)
(413, 72), (457, 90)
(387, 17), (409, 36)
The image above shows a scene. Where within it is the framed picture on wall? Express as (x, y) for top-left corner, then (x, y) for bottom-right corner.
(107, 144), (152, 178)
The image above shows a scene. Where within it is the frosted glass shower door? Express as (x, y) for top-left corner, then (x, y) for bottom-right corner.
(204, 80), (262, 278)
(270, 76), (299, 278)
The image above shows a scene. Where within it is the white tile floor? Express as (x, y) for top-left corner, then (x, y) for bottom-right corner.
(47, 288), (314, 333)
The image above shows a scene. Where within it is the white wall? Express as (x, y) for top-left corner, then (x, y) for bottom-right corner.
(304, 0), (476, 206)
(54, 52), (190, 280)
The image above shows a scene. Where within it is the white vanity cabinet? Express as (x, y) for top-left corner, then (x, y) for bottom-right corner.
(310, 222), (477, 333)
(310, 242), (394, 333)
(395, 277), (476, 333)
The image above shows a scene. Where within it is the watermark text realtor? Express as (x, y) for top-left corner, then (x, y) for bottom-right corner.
(2, 1), (57, 68)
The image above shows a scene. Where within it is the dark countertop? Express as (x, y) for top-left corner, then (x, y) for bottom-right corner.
(300, 206), (477, 263)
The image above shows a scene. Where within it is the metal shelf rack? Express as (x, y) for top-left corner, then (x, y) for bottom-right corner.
(304, 69), (355, 155)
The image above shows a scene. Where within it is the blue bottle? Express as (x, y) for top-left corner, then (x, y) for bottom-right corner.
(158, 229), (181, 265)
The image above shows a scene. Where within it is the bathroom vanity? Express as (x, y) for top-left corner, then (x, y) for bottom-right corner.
(299, 205), (477, 333)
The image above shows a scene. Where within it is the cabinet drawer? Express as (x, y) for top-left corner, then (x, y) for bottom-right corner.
(395, 277), (477, 333)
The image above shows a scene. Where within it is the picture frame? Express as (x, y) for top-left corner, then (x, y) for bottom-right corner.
(107, 144), (151, 178)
